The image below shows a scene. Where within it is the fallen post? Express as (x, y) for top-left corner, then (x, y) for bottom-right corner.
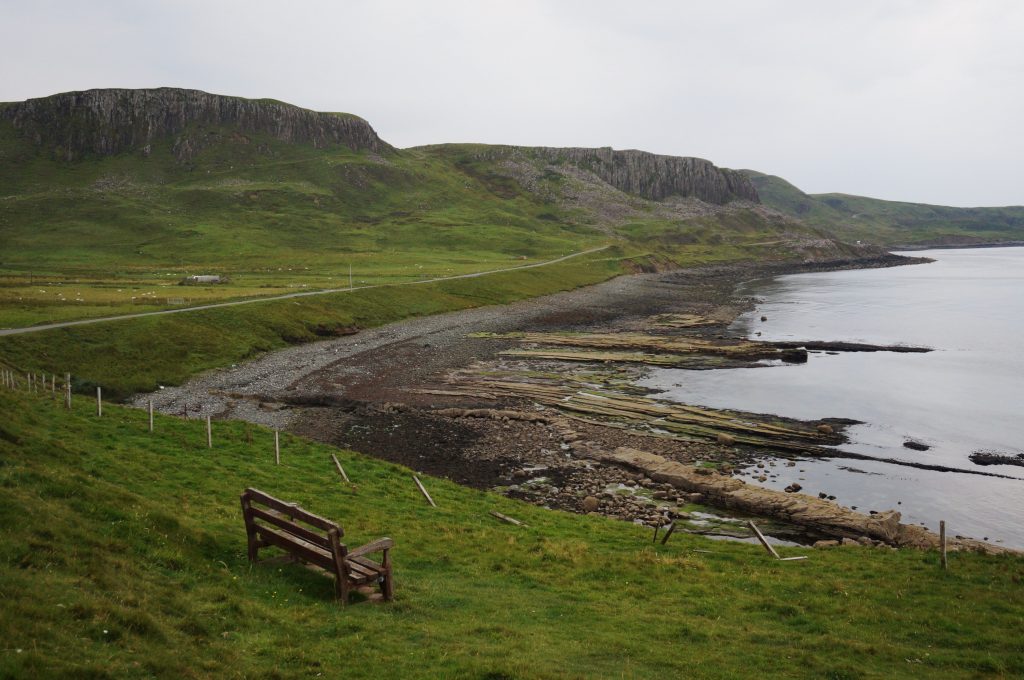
(748, 520), (807, 561)
(330, 453), (350, 482)
(413, 475), (436, 507)
(489, 511), (526, 526)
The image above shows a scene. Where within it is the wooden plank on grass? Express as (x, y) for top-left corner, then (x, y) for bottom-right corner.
(413, 475), (436, 507)
(489, 511), (526, 526)
(747, 520), (781, 559)
(330, 454), (350, 482)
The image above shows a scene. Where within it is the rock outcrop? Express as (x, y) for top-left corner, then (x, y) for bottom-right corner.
(459, 145), (758, 205)
(0, 88), (392, 161)
(583, 446), (1014, 554)
(535, 147), (759, 205)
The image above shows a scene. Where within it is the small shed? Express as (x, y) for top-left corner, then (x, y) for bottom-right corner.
(180, 274), (226, 285)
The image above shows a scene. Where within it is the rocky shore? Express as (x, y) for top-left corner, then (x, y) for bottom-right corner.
(136, 251), (1013, 552)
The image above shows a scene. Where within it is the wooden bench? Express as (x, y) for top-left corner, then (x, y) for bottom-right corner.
(240, 488), (394, 605)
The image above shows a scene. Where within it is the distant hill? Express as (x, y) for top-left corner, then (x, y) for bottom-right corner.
(742, 170), (1024, 247)
(0, 88), (854, 283)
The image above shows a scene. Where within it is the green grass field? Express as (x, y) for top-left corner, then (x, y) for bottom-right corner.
(0, 387), (1021, 679)
(743, 171), (1024, 246)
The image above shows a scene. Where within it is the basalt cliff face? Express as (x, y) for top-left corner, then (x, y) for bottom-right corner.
(460, 145), (759, 205)
(538, 147), (758, 205)
(0, 88), (393, 162)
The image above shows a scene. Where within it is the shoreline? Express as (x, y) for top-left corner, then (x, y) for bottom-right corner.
(134, 250), (1014, 552)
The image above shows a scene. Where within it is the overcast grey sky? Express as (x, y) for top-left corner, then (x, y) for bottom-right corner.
(2, 1), (1022, 206)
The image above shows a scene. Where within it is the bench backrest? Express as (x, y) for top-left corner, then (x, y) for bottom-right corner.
(241, 488), (346, 569)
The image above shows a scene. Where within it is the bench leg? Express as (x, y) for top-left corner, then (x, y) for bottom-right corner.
(381, 568), (394, 602)
(240, 494), (259, 562)
(336, 574), (350, 605)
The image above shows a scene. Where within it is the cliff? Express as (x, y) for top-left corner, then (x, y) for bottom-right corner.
(456, 145), (759, 205)
(0, 87), (393, 161)
(538, 147), (758, 205)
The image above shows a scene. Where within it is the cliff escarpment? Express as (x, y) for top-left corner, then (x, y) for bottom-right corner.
(0, 88), (393, 161)
(537, 147), (758, 205)
(457, 145), (759, 205)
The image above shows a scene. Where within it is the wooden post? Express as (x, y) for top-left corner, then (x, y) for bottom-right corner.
(206, 416), (212, 448)
(65, 374), (72, 409)
(940, 520), (947, 570)
(148, 399), (154, 432)
(331, 454), (349, 482)
(26, 373), (32, 392)
(652, 524), (660, 543)
(413, 475), (436, 507)
(489, 511), (526, 526)
(659, 522), (675, 544)
(51, 374), (55, 395)
(96, 386), (102, 417)
(748, 520), (807, 561)
(274, 430), (280, 465)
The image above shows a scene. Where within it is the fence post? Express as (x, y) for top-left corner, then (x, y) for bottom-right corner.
(940, 520), (947, 570)
(148, 399), (154, 432)
(206, 416), (212, 448)
(96, 386), (102, 417)
(274, 430), (280, 465)
(65, 374), (72, 409)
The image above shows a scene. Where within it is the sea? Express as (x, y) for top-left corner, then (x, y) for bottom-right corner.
(638, 246), (1024, 548)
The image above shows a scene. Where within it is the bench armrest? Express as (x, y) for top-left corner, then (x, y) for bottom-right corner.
(346, 537), (394, 559)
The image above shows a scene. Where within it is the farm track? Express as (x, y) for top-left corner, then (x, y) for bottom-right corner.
(0, 245), (610, 336)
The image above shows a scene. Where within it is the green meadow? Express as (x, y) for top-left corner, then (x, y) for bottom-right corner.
(0, 389), (1021, 679)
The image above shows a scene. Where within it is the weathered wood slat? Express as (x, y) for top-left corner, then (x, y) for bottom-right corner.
(346, 538), (395, 559)
(254, 525), (336, 571)
(348, 555), (384, 572)
(247, 506), (332, 550)
(244, 488), (341, 533)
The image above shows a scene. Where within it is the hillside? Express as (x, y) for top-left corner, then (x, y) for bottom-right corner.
(0, 88), (855, 330)
(1, 387), (1021, 678)
(743, 170), (1024, 246)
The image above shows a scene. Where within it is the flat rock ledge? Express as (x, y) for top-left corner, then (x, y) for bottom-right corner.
(581, 446), (1014, 555)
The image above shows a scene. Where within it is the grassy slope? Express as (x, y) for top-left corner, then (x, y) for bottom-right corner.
(1, 389), (1022, 679)
(0, 248), (625, 399)
(0, 128), (829, 399)
(0, 123), (606, 327)
(743, 170), (1024, 246)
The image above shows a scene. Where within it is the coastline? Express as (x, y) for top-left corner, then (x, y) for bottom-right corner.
(134, 248), (1016, 552)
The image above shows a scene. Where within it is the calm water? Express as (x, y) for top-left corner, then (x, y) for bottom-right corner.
(639, 247), (1024, 547)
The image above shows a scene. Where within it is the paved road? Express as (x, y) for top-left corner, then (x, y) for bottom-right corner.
(0, 245), (610, 337)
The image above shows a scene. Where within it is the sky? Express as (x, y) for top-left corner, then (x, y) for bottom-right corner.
(1, 0), (1022, 207)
